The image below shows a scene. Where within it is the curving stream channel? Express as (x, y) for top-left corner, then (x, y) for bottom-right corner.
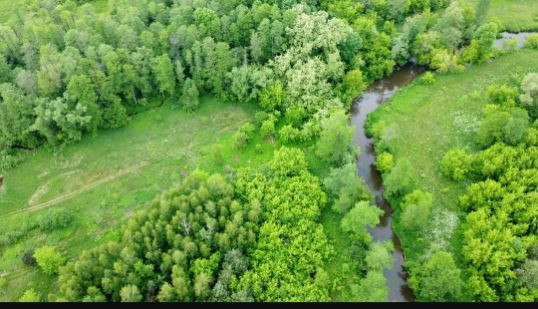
(350, 64), (424, 302)
(349, 31), (534, 302)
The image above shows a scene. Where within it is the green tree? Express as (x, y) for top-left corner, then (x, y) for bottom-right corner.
(120, 285), (143, 302)
(519, 73), (538, 118)
(34, 246), (65, 275)
(353, 271), (388, 302)
(152, 54), (176, 98)
(181, 78), (200, 111)
(365, 241), (394, 271)
(376, 152), (394, 173)
(384, 158), (415, 198)
(316, 109), (355, 166)
(400, 189), (433, 232)
(409, 251), (463, 301)
(340, 201), (383, 243)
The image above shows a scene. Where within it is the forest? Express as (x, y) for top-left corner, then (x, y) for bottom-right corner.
(0, 0), (536, 303)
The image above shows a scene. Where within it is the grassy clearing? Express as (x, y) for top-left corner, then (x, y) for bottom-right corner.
(0, 97), (276, 301)
(368, 49), (538, 286)
(470, 0), (538, 32)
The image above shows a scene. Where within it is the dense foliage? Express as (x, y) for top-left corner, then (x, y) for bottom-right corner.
(441, 73), (538, 301)
(0, 0), (520, 303)
(58, 169), (260, 301)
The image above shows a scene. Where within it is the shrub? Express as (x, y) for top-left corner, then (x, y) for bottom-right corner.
(34, 246), (65, 275)
(419, 72), (436, 85)
(376, 152), (394, 173)
(440, 148), (473, 181)
(278, 125), (301, 143)
(37, 209), (74, 231)
(260, 118), (276, 138)
(21, 249), (37, 266)
(485, 85), (518, 106)
(400, 190), (433, 232)
(524, 34), (538, 50)
(210, 144), (224, 165)
(19, 288), (41, 302)
(233, 123), (255, 149)
(253, 111), (268, 126)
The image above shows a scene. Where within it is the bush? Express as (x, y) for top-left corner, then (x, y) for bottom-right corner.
(260, 118), (276, 138)
(19, 288), (41, 302)
(524, 34), (538, 50)
(419, 72), (436, 85)
(253, 111), (268, 126)
(485, 85), (518, 106)
(502, 38), (518, 51)
(376, 152), (394, 173)
(384, 158), (415, 198)
(37, 209), (74, 231)
(278, 125), (301, 143)
(400, 190), (433, 232)
(34, 246), (65, 275)
(440, 148), (473, 181)
(21, 249), (37, 266)
(233, 123), (255, 149)
(210, 144), (224, 165)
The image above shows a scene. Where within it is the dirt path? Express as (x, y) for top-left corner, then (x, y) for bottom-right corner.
(0, 118), (246, 220)
(0, 162), (148, 219)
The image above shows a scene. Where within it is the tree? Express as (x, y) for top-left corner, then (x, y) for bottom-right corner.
(19, 288), (41, 302)
(259, 82), (285, 111)
(323, 163), (372, 213)
(519, 73), (538, 118)
(384, 158), (415, 198)
(340, 201), (383, 243)
(400, 189), (433, 232)
(409, 251), (463, 301)
(376, 152), (394, 173)
(316, 109), (355, 166)
(181, 78), (199, 111)
(337, 69), (366, 108)
(353, 271), (388, 301)
(516, 259), (538, 291)
(0, 83), (36, 150)
(65, 75), (101, 135)
(474, 22), (498, 62)
(387, 0), (410, 23)
(365, 241), (394, 271)
(152, 54), (176, 98)
(34, 246), (64, 276)
(440, 148), (473, 181)
(475, 106), (529, 147)
(120, 285), (143, 302)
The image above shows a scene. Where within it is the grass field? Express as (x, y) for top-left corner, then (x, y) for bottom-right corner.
(368, 49), (538, 290)
(470, 0), (538, 32)
(0, 97), (277, 301)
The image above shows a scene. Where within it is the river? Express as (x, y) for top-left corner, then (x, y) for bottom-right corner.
(348, 31), (534, 302)
(350, 64), (424, 302)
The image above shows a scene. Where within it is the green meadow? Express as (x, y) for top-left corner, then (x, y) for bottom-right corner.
(0, 97), (277, 300)
(470, 0), (538, 32)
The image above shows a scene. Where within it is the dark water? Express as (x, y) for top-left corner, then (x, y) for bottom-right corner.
(350, 65), (425, 302)
(493, 32), (535, 49)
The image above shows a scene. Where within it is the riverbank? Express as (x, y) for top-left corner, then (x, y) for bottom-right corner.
(365, 49), (538, 301)
(351, 65), (424, 302)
